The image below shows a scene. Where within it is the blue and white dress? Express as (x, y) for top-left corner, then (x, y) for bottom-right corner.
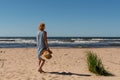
(37, 31), (47, 59)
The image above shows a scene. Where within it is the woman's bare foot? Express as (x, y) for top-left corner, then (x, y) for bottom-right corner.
(38, 69), (45, 73)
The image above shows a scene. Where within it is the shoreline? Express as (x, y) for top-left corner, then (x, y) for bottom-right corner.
(0, 37), (120, 48)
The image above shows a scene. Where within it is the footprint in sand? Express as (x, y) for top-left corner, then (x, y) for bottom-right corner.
(0, 51), (5, 53)
(0, 59), (7, 68)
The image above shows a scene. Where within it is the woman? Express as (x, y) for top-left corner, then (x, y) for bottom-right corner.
(36, 23), (51, 73)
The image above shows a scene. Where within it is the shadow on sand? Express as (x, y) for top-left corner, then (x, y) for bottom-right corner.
(47, 72), (91, 77)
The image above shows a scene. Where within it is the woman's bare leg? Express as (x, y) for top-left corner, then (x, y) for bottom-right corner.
(38, 59), (45, 73)
(39, 59), (41, 65)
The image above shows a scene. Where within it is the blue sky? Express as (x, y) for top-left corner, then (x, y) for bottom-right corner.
(0, 0), (120, 37)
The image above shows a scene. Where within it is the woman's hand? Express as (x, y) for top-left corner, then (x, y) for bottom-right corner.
(47, 48), (52, 54)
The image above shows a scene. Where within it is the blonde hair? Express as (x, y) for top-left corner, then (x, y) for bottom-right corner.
(39, 23), (45, 31)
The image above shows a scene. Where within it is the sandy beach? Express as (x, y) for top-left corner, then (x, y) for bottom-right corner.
(0, 48), (120, 80)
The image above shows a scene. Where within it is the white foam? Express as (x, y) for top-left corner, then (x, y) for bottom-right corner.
(0, 39), (36, 44)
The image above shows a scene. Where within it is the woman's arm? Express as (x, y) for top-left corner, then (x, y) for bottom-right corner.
(44, 31), (49, 49)
(44, 31), (52, 53)
(36, 34), (38, 47)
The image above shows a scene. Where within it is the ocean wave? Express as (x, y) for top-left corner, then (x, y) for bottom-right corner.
(0, 39), (36, 44)
(0, 37), (120, 48)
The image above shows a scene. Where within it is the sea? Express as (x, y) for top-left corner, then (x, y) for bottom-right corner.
(0, 37), (120, 48)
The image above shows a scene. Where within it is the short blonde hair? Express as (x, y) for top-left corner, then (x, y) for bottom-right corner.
(40, 23), (45, 27)
(39, 23), (45, 31)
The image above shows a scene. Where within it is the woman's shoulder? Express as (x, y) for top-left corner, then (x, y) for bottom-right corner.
(43, 31), (47, 33)
(37, 31), (41, 34)
(37, 31), (43, 35)
(37, 31), (47, 35)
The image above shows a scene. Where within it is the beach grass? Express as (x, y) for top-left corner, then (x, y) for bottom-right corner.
(86, 51), (113, 76)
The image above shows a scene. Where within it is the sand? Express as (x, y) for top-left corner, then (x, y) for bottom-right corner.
(0, 48), (120, 80)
